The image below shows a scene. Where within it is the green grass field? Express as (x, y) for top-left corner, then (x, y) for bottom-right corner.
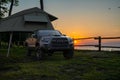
(0, 47), (120, 80)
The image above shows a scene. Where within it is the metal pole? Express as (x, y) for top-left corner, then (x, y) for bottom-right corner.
(7, 32), (13, 57)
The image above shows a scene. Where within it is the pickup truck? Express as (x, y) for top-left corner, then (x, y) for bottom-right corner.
(34, 30), (74, 60)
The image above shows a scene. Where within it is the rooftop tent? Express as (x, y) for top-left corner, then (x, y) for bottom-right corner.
(0, 7), (58, 32)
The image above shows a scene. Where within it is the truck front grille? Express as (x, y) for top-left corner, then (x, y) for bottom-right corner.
(51, 38), (69, 47)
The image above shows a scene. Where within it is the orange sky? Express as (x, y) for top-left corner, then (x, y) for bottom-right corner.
(47, 0), (120, 38)
(52, 9), (120, 38)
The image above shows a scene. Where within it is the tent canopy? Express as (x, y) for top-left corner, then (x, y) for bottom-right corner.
(0, 7), (58, 32)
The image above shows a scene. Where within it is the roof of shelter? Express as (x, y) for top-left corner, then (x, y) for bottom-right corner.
(1, 7), (58, 22)
(0, 7), (57, 32)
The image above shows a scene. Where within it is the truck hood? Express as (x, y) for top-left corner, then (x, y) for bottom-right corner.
(42, 35), (71, 39)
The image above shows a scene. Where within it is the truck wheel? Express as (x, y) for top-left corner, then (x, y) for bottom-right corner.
(36, 49), (44, 60)
(63, 49), (74, 59)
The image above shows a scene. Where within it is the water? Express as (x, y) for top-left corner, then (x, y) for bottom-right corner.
(74, 46), (120, 51)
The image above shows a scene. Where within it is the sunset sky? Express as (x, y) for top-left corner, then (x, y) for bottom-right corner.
(10, 0), (120, 45)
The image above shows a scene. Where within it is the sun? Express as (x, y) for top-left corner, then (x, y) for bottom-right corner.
(74, 40), (79, 45)
(74, 40), (77, 44)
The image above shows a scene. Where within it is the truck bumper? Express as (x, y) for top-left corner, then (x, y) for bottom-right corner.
(42, 44), (74, 51)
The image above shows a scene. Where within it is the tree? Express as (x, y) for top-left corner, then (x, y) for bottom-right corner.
(0, 0), (18, 19)
(9, 0), (14, 16)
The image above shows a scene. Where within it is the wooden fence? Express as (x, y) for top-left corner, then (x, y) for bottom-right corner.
(74, 36), (120, 51)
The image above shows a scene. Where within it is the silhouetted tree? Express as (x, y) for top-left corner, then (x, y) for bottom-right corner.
(0, 0), (18, 18)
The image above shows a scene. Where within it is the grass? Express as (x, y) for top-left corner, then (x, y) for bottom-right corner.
(0, 47), (120, 80)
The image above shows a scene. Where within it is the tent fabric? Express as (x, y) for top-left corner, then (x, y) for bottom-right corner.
(1, 7), (57, 22)
(0, 7), (57, 32)
(24, 15), (48, 22)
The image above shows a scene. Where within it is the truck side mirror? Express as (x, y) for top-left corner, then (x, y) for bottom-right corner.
(63, 34), (66, 36)
(32, 34), (37, 38)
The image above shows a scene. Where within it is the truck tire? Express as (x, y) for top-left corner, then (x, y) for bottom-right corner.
(63, 49), (74, 59)
(36, 49), (44, 60)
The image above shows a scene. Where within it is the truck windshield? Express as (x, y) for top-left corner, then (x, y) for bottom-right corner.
(37, 30), (62, 37)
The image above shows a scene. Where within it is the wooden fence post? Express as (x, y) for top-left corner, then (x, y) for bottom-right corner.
(98, 36), (101, 51)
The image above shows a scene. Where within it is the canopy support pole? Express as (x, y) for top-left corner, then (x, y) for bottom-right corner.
(7, 32), (13, 57)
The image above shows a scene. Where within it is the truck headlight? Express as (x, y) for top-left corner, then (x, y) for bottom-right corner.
(69, 38), (74, 44)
